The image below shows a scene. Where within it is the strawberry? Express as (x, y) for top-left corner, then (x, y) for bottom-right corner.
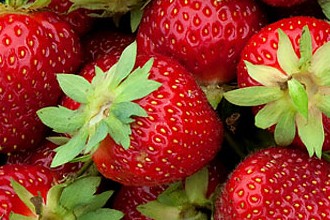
(224, 16), (330, 158)
(261, 0), (307, 7)
(0, 164), (124, 220)
(0, 2), (82, 153)
(136, 0), (267, 85)
(37, 42), (224, 186)
(111, 161), (228, 220)
(6, 138), (83, 181)
(214, 146), (330, 219)
(81, 29), (135, 62)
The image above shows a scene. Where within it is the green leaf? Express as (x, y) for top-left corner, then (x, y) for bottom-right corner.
(115, 59), (161, 103)
(288, 78), (308, 119)
(157, 182), (188, 206)
(110, 41), (137, 90)
(274, 110), (296, 146)
(277, 28), (300, 75)
(318, 0), (330, 20)
(184, 167), (209, 205)
(296, 107), (324, 158)
(223, 86), (284, 106)
(37, 106), (85, 133)
(74, 191), (114, 216)
(57, 74), (92, 104)
(111, 102), (147, 123)
(311, 41), (330, 86)
(85, 121), (108, 153)
(10, 179), (35, 213)
(130, 9), (143, 33)
(60, 176), (101, 210)
(105, 114), (131, 149)
(244, 60), (288, 86)
(78, 209), (124, 220)
(255, 99), (288, 129)
(316, 94), (330, 117)
(9, 213), (35, 220)
(298, 25), (313, 71)
(137, 201), (181, 220)
(51, 129), (88, 167)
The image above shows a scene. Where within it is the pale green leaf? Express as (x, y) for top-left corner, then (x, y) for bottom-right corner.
(9, 213), (35, 220)
(37, 106), (85, 133)
(10, 179), (35, 213)
(51, 129), (88, 167)
(105, 114), (131, 149)
(298, 26), (313, 71)
(60, 176), (101, 210)
(74, 191), (114, 216)
(296, 107), (324, 158)
(223, 86), (284, 106)
(137, 201), (181, 220)
(274, 110), (296, 146)
(316, 94), (330, 117)
(115, 59), (161, 103)
(288, 78), (308, 119)
(318, 0), (330, 20)
(244, 60), (288, 87)
(57, 74), (92, 104)
(130, 9), (143, 33)
(85, 121), (108, 153)
(255, 99), (289, 129)
(157, 182), (188, 206)
(311, 41), (330, 85)
(78, 209), (124, 220)
(111, 102), (147, 123)
(185, 168), (209, 205)
(110, 41), (137, 89)
(277, 28), (300, 75)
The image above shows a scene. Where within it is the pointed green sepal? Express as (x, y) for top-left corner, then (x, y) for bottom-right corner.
(78, 209), (124, 220)
(10, 179), (36, 214)
(316, 94), (330, 118)
(184, 167), (209, 205)
(37, 106), (85, 134)
(274, 110), (296, 146)
(277, 28), (300, 75)
(298, 25), (313, 71)
(223, 86), (284, 106)
(9, 213), (36, 220)
(57, 74), (92, 104)
(105, 114), (131, 149)
(244, 60), (288, 87)
(85, 121), (108, 153)
(130, 8), (143, 33)
(311, 41), (330, 86)
(51, 129), (88, 167)
(288, 78), (308, 119)
(157, 182), (188, 206)
(296, 107), (324, 158)
(137, 201), (182, 220)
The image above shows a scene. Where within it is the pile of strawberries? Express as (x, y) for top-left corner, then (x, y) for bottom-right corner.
(1, 0), (330, 219)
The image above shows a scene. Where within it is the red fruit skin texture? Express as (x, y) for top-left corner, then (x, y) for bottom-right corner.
(112, 161), (226, 220)
(91, 54), (224, 186)
(261, 0), (307, 7)
(214, 147), (330, 220)
(136, 0), (267, 85)
(82, 30), (135, 62)
(6, 139), (83, 181)
(237, 16), (330, 151)
(0, 164), (55, 219)
(0, 11), (82, 153)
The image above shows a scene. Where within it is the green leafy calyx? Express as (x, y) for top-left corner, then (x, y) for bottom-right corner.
(37, 41), (161, 167)
(224, 26), (330, 158)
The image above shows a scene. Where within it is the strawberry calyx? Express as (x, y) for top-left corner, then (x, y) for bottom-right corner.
(37, 41), (161, 168)
(224, 25), (330, 158)
(137, 168), (214, 220)
(10, 176), (123, 220)
(3, 0), (50, 10)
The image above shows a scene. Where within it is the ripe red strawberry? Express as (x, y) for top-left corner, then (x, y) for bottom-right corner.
(214, 146), (330, 219)
(111, 161), (228, 220)
(136, 0), (267, 85)
(224, 16), (330, 158)
(38, 42), (224, 186)
(0, 164), (56, 219)
(0, 5), (82, 153)
(81, 29), (135, 62)
(6, 138), (83, 181)
(0, 164), (123, 220)
(261, 0), (307, 7)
